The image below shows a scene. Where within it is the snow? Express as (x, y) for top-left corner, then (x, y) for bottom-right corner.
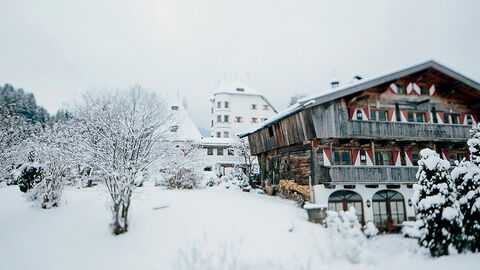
(303, 202), (327, 210)
(442, 206), (460, 221)
(1, 184), (480, 270)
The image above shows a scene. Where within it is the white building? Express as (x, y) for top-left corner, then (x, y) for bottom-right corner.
(210, 81), (277, 138)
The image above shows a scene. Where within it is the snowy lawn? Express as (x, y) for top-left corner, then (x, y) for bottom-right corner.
(1, 183), (479, 270)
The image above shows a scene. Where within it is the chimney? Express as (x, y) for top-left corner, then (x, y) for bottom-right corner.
(330, 78), (339, 89)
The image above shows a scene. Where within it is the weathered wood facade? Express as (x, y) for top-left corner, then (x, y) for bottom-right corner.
(242, 61), (480, 187)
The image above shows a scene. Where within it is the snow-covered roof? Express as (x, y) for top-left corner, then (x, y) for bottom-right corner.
(212, 80), (278, 113)
(198, 137), (234, 147)
(239, 60), (480, 138)
(167, 98), (202, 142)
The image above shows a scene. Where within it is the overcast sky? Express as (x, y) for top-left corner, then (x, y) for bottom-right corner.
(1, 0), (480, 133)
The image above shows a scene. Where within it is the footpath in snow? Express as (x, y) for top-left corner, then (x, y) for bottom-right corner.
(0, 183), (479, 270)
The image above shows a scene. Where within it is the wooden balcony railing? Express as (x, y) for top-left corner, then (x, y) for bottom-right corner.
(318, 165), (419, 184)
(344, 120), (471, 141)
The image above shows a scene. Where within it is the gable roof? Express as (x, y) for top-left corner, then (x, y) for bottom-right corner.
(239, 60), (480, 138)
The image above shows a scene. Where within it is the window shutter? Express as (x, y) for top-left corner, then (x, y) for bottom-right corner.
(405, 151), (413, 166)
(352, 149), (360, 166)
(442, 151), (450, 162)
(393, 150), (401, 166)
(460, 114), (466, 125)
(389, 83), (398, 94)
(388, 110), (395, 122)
(429, 84), (436, 96)
(412, 83), (421, 95)
(363, 108), (369, 120)
(406, 82), (413, 95)
(366, 150), (374, 166)
(348, 107), (355, 120)
(323, 149), (331, 166)
(437, 112), (444, 124)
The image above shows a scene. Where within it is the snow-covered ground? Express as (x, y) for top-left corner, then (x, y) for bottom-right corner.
(1, 183), (479, 270)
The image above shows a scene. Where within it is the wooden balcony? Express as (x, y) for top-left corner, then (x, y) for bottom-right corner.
(318, 165), (418, 184)
(344, 120), (471, 141)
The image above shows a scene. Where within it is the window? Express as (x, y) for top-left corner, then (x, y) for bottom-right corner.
(449, 153), (466, 165)
(268, 126), (274, 137)
(332, 151), (351, 165)
(261, 118), (268, 122)
(217, 149), (224, 156)
(411, 153), (419, 166)
(224, 101), (229, 108)
(328, 190), (364, 223)
(171, 105), (179, 110)
(252, 117), (258, 123)
(251, 104), (257, 110)
(235, 116), (243, 123)
(443, 113), (459, 124)
(217, 115), (222, 122)
(224, 115), (229, 122)
(207, 149), (213, 155)
(467, 115), (473, 125)
(211, 120), (213, 127)
(263, 105), (269, 110)
(375, 151), (392, 165)
(396, 83), (405, 94)
(170, 125), (178, 132)
(217, 101), (221, 108)
(211, 107), (213, 113)
(228, 149), (234, 156)
(216, 132), (221, 138)
(370, 110), (387, 121)
(372, 190), (406, 227)
(223, 131), (229, 138)
(356, 110), (363, 120)
(407, 112), (426, 123)
(419, 83), (428, 95)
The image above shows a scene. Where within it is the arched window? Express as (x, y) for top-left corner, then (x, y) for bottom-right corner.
(328, 190), (364, 224)
(372, 190), (406, 227)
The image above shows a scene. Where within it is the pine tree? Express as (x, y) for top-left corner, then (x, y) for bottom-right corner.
(468, 123), (480, 166)
(413, 148), (463, 256)
(451, 124), (480, 252)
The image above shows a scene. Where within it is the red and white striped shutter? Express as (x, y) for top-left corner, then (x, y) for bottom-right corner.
(363, 108), (369, 120)
(323, 149), (331, 166)
(405, 151), (413, 166)
(461, 114), (467, 125)
(389, 83), (398, 94)
(467, 152), (471, 162)
(425, 112), (430, 123)
(472, 115), (478, 124)
(429, 84), (436, 96)
(388, 110), (395, 122)
(437, 112), (444, 124)
(366, 150), (374, 166)
(352, 149), (360, 166)
(406, 82), (413, 95)
(393, 150), (401, 166)
(348, 107), (355, 120)
(400, 111), (408, 122)
(442, 151), (450, 162)
(412, 83), (421, 95)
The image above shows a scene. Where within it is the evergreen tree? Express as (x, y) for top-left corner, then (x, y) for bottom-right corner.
(468, 123), (480, 166)
(413, 148), (463, 256)
(451, 124), (480, 252)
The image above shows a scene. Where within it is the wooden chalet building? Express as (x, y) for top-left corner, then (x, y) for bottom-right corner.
(239, 60), (480, 228)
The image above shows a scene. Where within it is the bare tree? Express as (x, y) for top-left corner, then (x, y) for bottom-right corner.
(231, 137), (256, 186)
(75, 86), (169, 235)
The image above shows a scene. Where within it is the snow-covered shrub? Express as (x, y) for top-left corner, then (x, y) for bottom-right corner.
(162, 168), (200, 189)
(452, 154), (480, 252)
(363, 221), (378, 238)
(401, 220), (423, 239)
(202, 171), (221, 187)
(14, 162), (43, 193)
(413, 148), (463, 256)
(222, 167), (248, 188)
(325, 207), (366, 263)
(468, 123), (480, 166)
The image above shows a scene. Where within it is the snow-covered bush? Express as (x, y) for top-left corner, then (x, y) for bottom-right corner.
(202, 171), (221, 187)
(14, 162), (43, 193)
(413, 148), (463, 256)
(222, 167), (248, 188)
(401, 220), (423, 239)
(325, 207), (366, 263)
(468, 123), (480, 166)
(363, 221), (378, 238)
(21, 121), (82, 209)
(157, 143), (204, 190)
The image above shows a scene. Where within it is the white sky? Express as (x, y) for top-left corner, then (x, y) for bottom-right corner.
(1, 0), (479, 132)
